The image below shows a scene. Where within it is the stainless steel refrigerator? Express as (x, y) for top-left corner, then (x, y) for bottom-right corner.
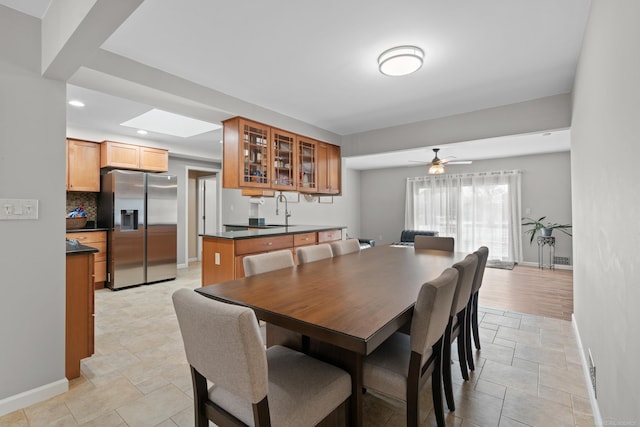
(98, 170), (177, 290)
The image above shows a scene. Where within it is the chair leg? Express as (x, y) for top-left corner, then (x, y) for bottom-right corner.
(442, 318), (455, 411)
(456, 310), (469, 381)
(465, 298), (475, 371)
(432, 341), (445, 427)
(190, 366), (209, 427)
(472, 292), (481, 350)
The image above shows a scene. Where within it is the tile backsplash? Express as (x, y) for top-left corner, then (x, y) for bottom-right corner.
(66, 192), (98, 221)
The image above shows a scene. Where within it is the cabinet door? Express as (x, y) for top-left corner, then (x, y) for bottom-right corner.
(139, 146), (168, 172)
(271, 128), (297, 191)
(317, 143), (341, 195)
(240, 119), (271, 188)
(297, 137), (317, 192)
(101, 141), (139, 169)
(67, 139), (101, 192)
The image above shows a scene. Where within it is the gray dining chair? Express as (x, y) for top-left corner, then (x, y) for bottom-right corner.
(296, 243), (333, 264)
(243, 249), (294, 276)
(442, 253), (478, 412)
(363, 268), (458, 427)
(466, 246), (489, 371)
(330, 239), (361, 256)
(414, 235), (455, 251)
(172, 288), (352, 427)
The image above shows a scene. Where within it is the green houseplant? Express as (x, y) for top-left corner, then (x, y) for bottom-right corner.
(522, 216), (572, 244)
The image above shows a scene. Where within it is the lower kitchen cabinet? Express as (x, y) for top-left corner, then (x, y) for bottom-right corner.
(66, 252), (95, 379)
(66, 231), (107, 289)
(202, 228), (342, 285)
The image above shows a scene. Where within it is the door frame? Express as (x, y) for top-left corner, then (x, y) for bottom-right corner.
(184, 165), (221, 267)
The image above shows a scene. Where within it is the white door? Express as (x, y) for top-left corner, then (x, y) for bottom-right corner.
(197, 175), (218, 260)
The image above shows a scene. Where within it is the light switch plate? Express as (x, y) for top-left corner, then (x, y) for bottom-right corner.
(0, 199), (39, 220)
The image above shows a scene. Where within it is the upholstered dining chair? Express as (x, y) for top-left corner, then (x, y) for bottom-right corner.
(296, 243), (333, 264)
(466, 246), (489, 371)
(172, 288), (352, 427)
(243, 249), (294, 276)
(443, 253), (478, 412)
(330, 239), (361, 256)
(414, 236), (455, 251)
(362, 268), (458, 427)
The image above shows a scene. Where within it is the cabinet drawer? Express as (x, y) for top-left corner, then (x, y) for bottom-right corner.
(235, 235), (293, 255)
(318, 229), (342, 243)
(294, 232), (317, 247)
(67, 231), (105, 244)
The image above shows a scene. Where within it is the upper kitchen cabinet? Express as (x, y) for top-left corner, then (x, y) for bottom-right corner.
(67, 139), (101, 192)
(222, 117), (271, 189)
(221, 116), (341, 195)
(101, 140), (168, 172)
(297, 136), (318, 193)
(317, 142), (341, 195)
(271, 128), (297, 191)
(139, 146), (169, 172)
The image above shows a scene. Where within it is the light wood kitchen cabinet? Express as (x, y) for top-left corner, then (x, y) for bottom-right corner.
(317, 142), (341, 195)
(66, 251), (94, 379)
(201, 228), (343, 285)
(101, 140), (168, 172)
(139, 146), (169, 172)
(223, 117), (272, 189)
(222, 117), (341, 194)
(271, 128), (297, 191)
(297, 136), (318, 193)
(66, 139), (101, 192)
(66, 231), (107, 289)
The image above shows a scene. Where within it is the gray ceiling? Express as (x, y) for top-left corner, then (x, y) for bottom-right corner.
(1, 0), (590, 167)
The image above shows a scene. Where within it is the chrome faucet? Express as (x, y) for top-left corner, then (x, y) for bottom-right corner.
(276, 192), (292, 227)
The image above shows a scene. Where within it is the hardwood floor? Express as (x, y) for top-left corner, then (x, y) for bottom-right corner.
(479, 264), (573, 320)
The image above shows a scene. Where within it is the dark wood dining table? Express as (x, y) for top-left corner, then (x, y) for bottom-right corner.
(197, 244), (466, 426)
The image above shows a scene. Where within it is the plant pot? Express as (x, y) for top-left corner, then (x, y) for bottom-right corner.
(542, 228), (553, 237)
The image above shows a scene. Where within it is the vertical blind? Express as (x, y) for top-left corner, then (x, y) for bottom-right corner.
(405, 170), (523, 262)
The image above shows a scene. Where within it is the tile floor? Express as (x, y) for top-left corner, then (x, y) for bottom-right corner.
(1, 263), (594, 426)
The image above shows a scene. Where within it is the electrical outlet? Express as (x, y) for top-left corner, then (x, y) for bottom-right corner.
(588, 349), (597, 398)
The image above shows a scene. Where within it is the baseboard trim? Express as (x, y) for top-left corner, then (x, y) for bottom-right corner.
(0, 378), (68, 417)
(518, 261), (573, 270)
(572, 314), (603, 426)
(177, 263), (188, 269)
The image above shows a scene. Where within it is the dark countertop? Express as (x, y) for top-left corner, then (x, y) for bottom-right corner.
(202, 224), (346, 240)
(66, 227), (109, 233)
(66, 240), (99, 255)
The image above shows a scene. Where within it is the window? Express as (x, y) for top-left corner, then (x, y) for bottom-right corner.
(405, 170), (523, 261)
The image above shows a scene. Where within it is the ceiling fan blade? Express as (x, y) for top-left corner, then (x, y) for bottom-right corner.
(446, 160), (472, 165)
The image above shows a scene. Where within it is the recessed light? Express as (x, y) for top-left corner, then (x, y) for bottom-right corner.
(137, 130), (148, 135)
(68, 100), (85, 107)
(219, 140), (223, 144)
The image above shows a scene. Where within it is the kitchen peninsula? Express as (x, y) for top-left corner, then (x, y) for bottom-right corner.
(201, 225), (344, 285)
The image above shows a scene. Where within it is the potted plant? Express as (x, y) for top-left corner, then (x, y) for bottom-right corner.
(522, 216), (572, 244)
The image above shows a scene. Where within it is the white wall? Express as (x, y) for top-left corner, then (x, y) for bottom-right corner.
(572, 0), (640, 423)
(358, 152), (572, 264)
(221, 163), (361, 239)
(0, 7), (68, 410)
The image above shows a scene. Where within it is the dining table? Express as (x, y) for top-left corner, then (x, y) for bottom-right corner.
(196, 244), (467, 426)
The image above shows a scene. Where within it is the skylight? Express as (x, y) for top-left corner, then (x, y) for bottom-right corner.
(120, 109), (221, 138)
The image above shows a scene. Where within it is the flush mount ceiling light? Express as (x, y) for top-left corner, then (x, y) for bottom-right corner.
(137, 130), (148, 135)
(68, 100), (85, 107)
(378, 45), (424, 76)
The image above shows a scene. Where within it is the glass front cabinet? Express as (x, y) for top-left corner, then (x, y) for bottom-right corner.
(222, 116), (340, 195)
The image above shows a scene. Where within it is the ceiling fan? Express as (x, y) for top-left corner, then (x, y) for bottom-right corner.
(410, 148), (472, 174)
